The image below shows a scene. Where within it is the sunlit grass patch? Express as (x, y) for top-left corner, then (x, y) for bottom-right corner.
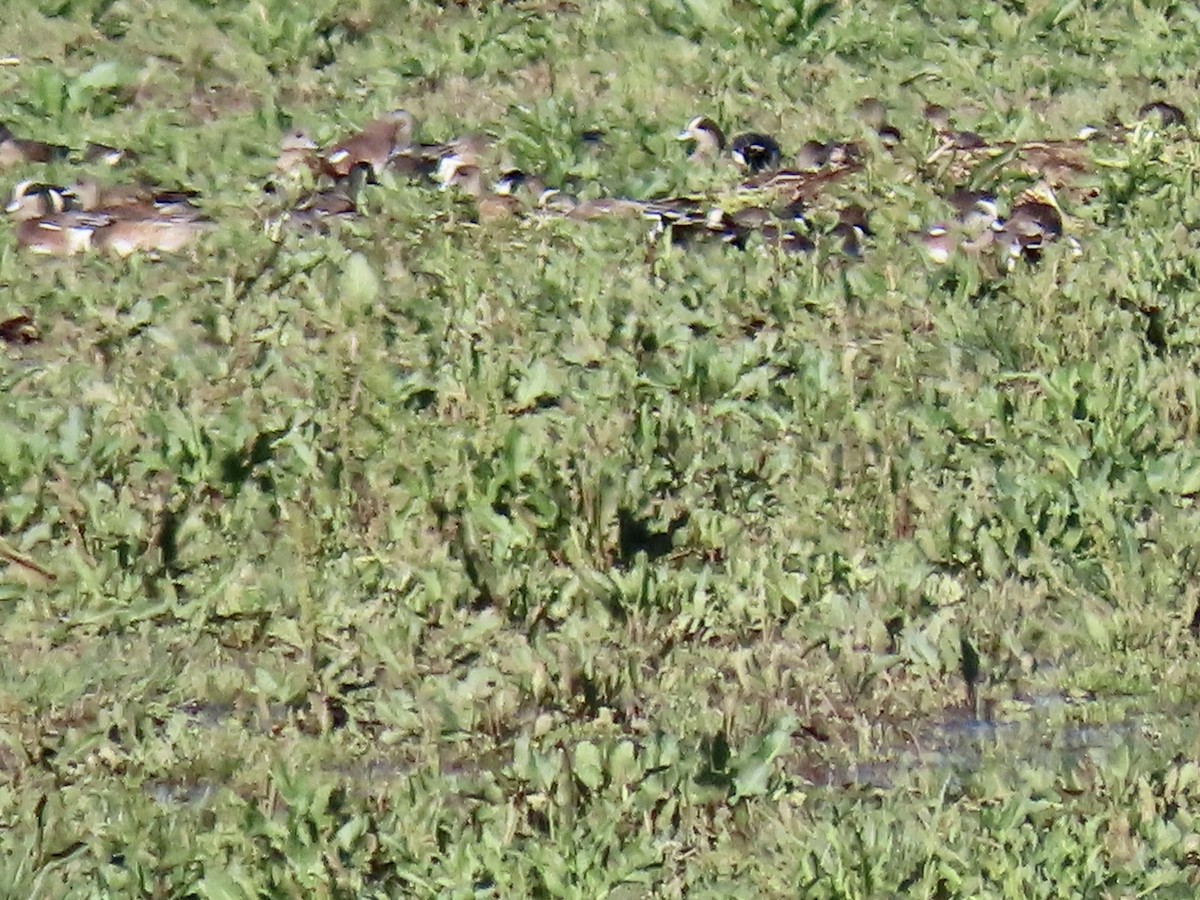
(4, 0), (1200, 894)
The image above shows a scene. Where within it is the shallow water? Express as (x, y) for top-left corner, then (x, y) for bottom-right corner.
(145, 693), (1199, 808)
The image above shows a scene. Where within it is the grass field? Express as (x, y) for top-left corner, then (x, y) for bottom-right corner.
(5, 0), (1200, 895)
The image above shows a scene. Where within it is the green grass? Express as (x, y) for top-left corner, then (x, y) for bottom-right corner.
(5, 0), (1200, 895)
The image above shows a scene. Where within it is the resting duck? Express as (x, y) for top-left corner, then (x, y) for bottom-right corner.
(438, 156), (523, 222)
(6, 180), (73, 221)
(677, 116), (783, 173)
(276, 129), (319, 175)
(93, 215), (215, 256)
(284, 163), (371, 232)
(0, 123), (69, 168)
(16, 211), (110, 256)
(992, 184), (1065, 266)
(82, 142), (140, 166)
(319, 109), (416, 179)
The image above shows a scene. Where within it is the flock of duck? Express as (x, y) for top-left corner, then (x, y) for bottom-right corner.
(1, 97), (1189, 266)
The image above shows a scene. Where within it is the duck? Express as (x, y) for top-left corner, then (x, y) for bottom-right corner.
(730, 131), (782, 173)
(676, 116), (726, 161)
(855, 97), (888, 129)
(795, 139), (861, 171)
(940, 129), (988, 151)
(760, 223), (815, 254)
(387, 132), (491, 182)
(578, 129), (606, 152)
(276, 129), (319, 175)
(533, 188), (649, 221)
(82, 142), (140, 166)
(438, 156), (522, 222)
(6, 180), (73, 221)
(677, 116), (784, 172)
(93, 214), (216, 257)
(922, 104), (952, 131)
(493, 168), (550, 202)
(69, 178), (204, 218)
(722, 206), (773, 229)
(917, 223), (958, 264)
(1137, 101), (1186, 128)
(739, 160), (862, 203)
(15, 211), (111, 256)
(854, 97), (903, 147)
(796, 140), (833, 171)
(921, 105), (988, 160)
(991, 182), (1064, 266)
(320, 109), (415, 179)
(651, 206), (749, 250)
(284, 162), (371, 231)
(946, 188), (999, 235)
(916, 221), (996, 265)
(993, 202), (1062, 265)
(0, 124), (70, 168)
(828, 204), (872, 258)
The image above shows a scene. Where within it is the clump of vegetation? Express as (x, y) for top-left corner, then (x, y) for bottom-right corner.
(4, 0), (1200, 894)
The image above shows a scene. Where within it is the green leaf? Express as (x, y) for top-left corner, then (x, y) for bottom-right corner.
(196, 868), (252, 900)
(513, 359), (563, 409)
(573, 740), (604, 791)
(340, 252), (380, 311)
(610, 740), (639, 787)
(732, 716), (796, 799)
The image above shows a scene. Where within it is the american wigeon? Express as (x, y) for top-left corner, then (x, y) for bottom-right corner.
(676, 116), (726, 160)
(828, 204), (872, 258)
(946, 188), (999, 234)
(535, 189), (648, 220)
(386, 130), (493, 182)
(855, 97), (888, 129)
(438, 157), (522, 222)
(69, 178), (204, 218)
(918, 224), (957, 264)
(493, 168), (549, 202)
(647, 205), (750, 250)
(730, 131), (782, 173)
(760, 223), (815, 254)
(82, 142), (140, 166)
(6, 180), (72, 221)
(15, 211), (111, 256)
(276, 129), (319, 175)
(916, 221), (996, 265)
(992, 183), (1064, 266)
(797, 139), (862, 171)
(0, 124), (69, 168)
(93, 214), (215, 256)
(285, 163), (370, 231)
(321, 109), (415, 178)
(855, 97), (903, 147)
(578, 129), (606, 151)
(1138, 101), (1186, 128)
